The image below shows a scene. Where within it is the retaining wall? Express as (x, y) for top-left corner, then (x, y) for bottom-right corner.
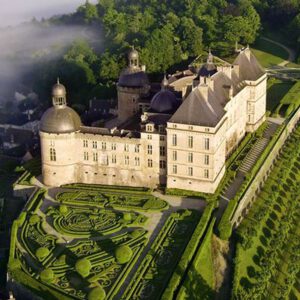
(231, 107), (300, 228)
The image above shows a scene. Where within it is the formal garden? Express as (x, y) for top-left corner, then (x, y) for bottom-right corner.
(7, 182), (220, 300)
(232, 124), (300, 300)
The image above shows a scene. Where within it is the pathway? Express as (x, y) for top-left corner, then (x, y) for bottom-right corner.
(261, 37), (296, 67)
(215, 119), (281, 224)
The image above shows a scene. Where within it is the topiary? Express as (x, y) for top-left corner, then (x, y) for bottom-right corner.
(130, 229), (143, 239)
(36, 247), (50, 261)
(87, 286), (106, 300)
(29, 214), (40, 225)
(123, 212), (132, 222)
(40, 268), (55, 283)
(75, 258), (92, 277)
(115, 245), (133, 264)
(59, 205), (69, 215)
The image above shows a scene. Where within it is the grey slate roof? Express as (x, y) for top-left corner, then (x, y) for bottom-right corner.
(233, 48), (265, 81)
(169, 87), (226, 127)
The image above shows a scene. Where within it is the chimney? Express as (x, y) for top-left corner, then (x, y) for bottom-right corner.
(198, 84), (209, 101)
(223, 85), (233, 99)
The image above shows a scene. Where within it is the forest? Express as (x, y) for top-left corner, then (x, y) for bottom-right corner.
(7, 0), (300, 106)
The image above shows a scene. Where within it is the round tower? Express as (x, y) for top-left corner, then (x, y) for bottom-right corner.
(117, 48), (150, 122)
(39, 79), (81, 186)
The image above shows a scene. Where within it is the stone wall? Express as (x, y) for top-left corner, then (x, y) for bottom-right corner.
(231, 107), (300, 228)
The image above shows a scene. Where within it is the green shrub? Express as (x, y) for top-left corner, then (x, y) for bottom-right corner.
(59, 205), (69, 215)
(123, 212), (132, 222)
(9, 259), (21, 271)
(40, 268), (55, 283)
(115, 245), (133, 264)
(36, 247), (50, 261)
(29, 214), (40, 225)
(88, 286), (106, 300)
(17, 212), (27, 227)
(75, 258), (92, 277)
(130, 229), (144, 239)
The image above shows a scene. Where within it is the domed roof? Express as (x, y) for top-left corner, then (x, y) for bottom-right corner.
(198, 50), (217, 78)
(128, 48), (139, 60)
(198, 63), (217, 77)
(150, 89), (180, 113)
(40, 106), (81, 134)
(52, 79), (66, 97)
(118, 70), (149, 88)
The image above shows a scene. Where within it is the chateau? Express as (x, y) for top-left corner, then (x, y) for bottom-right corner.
(40, 47), (266, 193)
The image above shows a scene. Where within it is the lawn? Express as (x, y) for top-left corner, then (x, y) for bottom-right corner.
(266, 78), (294, 114)
(252, 38), (289, 68)
(177, 218), (216, 300)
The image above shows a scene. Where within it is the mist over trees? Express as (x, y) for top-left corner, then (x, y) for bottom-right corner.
(3, 0), (300, 108)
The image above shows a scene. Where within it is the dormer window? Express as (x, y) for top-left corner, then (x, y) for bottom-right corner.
(146, 124), (154, 132)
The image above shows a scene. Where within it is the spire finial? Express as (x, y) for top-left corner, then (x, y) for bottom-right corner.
(207, 48), (213, 64)
(162, 74), (169, 90)
(57, 77), (60, 84)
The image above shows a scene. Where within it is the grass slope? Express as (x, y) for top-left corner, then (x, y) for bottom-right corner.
(252, 38), (289, 68)
(178, 218), (215, 300)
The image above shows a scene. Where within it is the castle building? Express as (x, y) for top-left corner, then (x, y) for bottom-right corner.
(40, 47), (266, 193)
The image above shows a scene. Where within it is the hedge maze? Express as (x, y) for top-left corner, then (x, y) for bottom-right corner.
(8, 188), (158, 300)
(9, 185), (213, 300)
(122, 210), (199, 300)
(57, 188), (168, 212)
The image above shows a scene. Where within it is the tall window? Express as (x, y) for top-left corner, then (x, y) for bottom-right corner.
(160, 160), (166, 169)
(160, 146), (166, 156)
(188, 136), (193, 148)
(172, 134), (177, 146)
(160, 136), (165, 141)
(102, 142), (106, 150)
(83, 140), (88, 148)
(147, 134), (152, 140)
(50, 148), (56, 161)
(135, 145), (140, 153)
(173, 165), (177, 174)
(125, 156), (129, 165)
(204, 169), (209, 179)
(148, 159), (153, 168)
(204, 155), (209, 165)
(188, 167), (193, 176)
(204, 138), (210, 150)
(92, 141), (97, 149)
(124, 144), (129, 152)
(147, 145), (153, 155)
(93, 152), (98, 162)
(135, 157), (140, 166)
(111, 143), (116, 151)
(112, 155), (117, 164)
(84, 152), (89, 161)
(188, 152), (193, 163)
(172, 150), (177, 161)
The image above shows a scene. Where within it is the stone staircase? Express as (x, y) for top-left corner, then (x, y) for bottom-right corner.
(239, 121), (280, 174)
(239, 137), (269, 173)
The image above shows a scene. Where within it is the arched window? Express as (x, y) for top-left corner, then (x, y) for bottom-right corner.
(50, 148), (56, 161)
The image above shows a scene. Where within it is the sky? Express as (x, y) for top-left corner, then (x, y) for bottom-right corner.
(0, 0), (98, 27)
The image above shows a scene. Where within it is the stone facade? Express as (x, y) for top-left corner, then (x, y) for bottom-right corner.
(40, 47), (267, 193)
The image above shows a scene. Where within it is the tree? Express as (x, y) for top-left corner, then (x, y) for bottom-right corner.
(36, 247), (50, 261)
(40, 268), (55, 283)
(75, 258), (92, 277)
(88, 286), (106, 300)
(115, 245), (133, 264)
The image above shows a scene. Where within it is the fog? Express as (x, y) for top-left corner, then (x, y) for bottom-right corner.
(0, 0), (100, 103)
(0, 0), (97, 27)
